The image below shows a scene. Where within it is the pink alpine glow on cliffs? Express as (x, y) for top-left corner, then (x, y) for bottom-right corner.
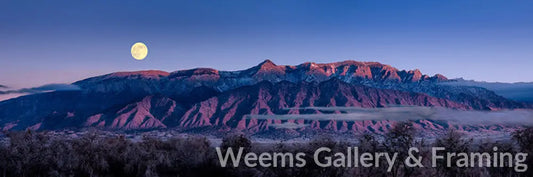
(179, 80), (469, 132)
(85, 96), (180, 130)
(0, 60), (527, 133)
(74, 60), (448, 95)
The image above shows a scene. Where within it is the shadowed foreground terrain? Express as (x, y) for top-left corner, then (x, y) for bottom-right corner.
(1, 122), (532, 177)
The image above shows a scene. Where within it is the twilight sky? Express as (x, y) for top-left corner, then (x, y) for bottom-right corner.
(1, 0), (532, 88)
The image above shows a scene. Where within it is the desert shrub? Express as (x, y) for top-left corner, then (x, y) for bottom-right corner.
(1, 128), (531, 177)
(513, 127), (533, 177)
(0, 131), (234, 177)
(220, 133), (252, 153)
(352, 133), (386, 177)
(478, 141), (517, 177)
(433, 129), (473, 177)
(383, 121), (423, 177)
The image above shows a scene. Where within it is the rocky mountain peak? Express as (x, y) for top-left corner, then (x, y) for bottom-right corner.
(1, 60), (528, 133)
(432, 74), (448, 81)
(169, 68), (219, 78)
(253, 59), (280, 72)
(107, 70), (169, 78)
(259, 59), (276, 67)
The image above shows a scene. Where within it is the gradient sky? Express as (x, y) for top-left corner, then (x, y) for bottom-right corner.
(1, 0), (532, 88)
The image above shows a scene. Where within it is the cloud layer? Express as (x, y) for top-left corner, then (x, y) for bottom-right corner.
(0, 84), (81, 101)
(246, 106), (533, 126)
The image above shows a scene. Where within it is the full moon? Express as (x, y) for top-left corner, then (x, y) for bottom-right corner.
(131, 42), (148, 60)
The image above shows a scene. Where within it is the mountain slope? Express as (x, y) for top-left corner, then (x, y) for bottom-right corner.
(84, 95), (186, 130)
(0, 60), (529, 132)
(73, 60), (526, 110)
(73, 60), (445, 95)
(179, 79), (470, 132)
(441, 79), (533, 103)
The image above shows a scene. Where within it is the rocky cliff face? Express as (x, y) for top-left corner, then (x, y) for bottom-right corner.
(73, 60), (524, 110)
(0, 60), (529, 132)
(179, 79), (470, 133)
(84, 95), (185, 130)
(74, 60), (447, 95)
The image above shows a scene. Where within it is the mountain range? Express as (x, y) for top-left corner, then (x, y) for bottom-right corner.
(0, 60), (530, 133)
(441, 79), (533, 103)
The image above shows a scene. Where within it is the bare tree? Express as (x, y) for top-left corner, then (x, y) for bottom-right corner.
(513, 127), (533, 176)
(433, 129), (472, 177)
(383, 121), (420, 177)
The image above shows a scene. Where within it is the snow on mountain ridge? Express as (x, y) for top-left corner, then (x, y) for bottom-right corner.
(74, 60), (447, 95)
(78, 60), (445, 82)
(2, 60), (528, 133)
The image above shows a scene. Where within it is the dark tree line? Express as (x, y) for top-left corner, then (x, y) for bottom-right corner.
(0, 123), (532, 177)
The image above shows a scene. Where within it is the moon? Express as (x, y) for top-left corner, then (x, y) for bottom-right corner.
(131, 42), (148, 60)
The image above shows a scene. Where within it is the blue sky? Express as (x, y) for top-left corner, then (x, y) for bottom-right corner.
(1, 0), (532, 88)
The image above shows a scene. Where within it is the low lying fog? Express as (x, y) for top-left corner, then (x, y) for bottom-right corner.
(246, 106), (533, 128)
